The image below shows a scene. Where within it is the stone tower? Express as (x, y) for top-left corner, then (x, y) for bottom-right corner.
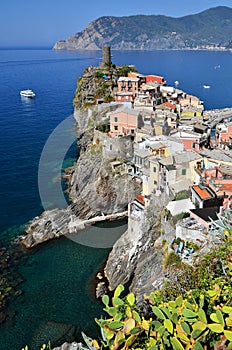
(102, 46), (111, 66)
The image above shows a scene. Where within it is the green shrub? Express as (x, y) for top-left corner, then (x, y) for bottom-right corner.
(96, 121), (110, 133)
(91, 277), (232, 350)
(163, 252), (181, 268)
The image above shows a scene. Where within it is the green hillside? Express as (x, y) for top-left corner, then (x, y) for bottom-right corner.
(54, 6), (232, 50)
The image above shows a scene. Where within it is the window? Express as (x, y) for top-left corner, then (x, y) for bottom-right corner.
(114, 126), (118, 131)
(153, 167), (156, 173)
(182, 169), (186, 175)
(114, 117), (118, 122)
(131, 129), (135, 134)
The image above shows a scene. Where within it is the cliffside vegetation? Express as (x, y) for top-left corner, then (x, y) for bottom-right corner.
(54, 6), (232, 51)
(73, 64), (137, 110)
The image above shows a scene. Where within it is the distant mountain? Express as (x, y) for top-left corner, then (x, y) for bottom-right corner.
(53, 6), (232, 50)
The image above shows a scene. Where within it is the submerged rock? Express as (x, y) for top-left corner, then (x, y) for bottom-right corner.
(96, 281), (107, 299)
(53, 342), (85, 350)
(31, 321), (76, 349)
(0, 312), (6, 324)
(0, 239), (25, 324)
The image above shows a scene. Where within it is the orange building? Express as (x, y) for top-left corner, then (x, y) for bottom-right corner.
(146, 75), (166, 85)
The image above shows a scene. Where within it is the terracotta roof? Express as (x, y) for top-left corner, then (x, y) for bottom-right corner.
(220, 184), (232, 192)
(192, 185), (214, 200)
(135, 195), (145, 206)
(213, 183), (232, 192)
(160, 101), (176, 109)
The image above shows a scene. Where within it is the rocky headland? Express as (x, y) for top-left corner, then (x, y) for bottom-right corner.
(20, 61), (141, 249)
(20, 130), (140, 248)
(53, 6), (232, 51)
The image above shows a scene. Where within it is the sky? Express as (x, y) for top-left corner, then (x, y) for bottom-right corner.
(1, 0), (232, 47)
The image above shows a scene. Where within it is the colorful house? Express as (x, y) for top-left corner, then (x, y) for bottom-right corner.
(158, 150), (202, 197)
(179, 94), (204, 110)
(216, 122), (232, 147)
(191, 184), (216, 208)
(109, 107), (143, 138)
(170, 129), (207, 151)
(115, 77), (139, 102)
(146, 75), (166, 85)
(155, 101), (177, 113)
(189, 207), (220, 232)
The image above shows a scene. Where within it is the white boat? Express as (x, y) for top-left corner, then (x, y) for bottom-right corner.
(174, 80), (179, 86)
(203, 85), (210, 89)
(20, 89), (36, 98)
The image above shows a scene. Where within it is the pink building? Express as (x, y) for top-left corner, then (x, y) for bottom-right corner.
(109, 107), (143, 137)
(170, 130), (204, 151)
(208, 179), (232, 197)
(190, 207), (219, 231)
(216, 123), (232, 146)
(115, 77), (139, 102)
(179, 94), (203, 109)
(201, 165), (232, 198)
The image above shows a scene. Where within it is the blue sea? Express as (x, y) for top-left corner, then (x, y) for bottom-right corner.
(0, 48), (232, 350)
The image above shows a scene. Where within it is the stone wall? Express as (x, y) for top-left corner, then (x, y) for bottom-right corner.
(176, 222), (208, 245)
(93, 129), (133, 159)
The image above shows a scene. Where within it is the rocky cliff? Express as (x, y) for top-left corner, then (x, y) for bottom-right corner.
(104, 195), (170, 304)
(54, 6), (232, 50)
(20, 132), (141, 248)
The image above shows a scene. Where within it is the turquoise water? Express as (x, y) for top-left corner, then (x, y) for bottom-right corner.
(0, 220), (128, 350)
(1, 49), (232, 349)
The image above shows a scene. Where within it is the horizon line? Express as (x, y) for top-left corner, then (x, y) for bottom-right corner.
(0, 46), (53, 50)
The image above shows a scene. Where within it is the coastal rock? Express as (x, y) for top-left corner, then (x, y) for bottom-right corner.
(96, 281), (107, 298)
(69, 145), (139, 217)
(21, 135), (140, 248)
(104, 195), (167, 302)
(129, 246), (165, 304)
(73, 108), (90, 137)
(20, 206), (128, 249)
(31, 321), (76, 349)
(53, 342), (85, 350)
